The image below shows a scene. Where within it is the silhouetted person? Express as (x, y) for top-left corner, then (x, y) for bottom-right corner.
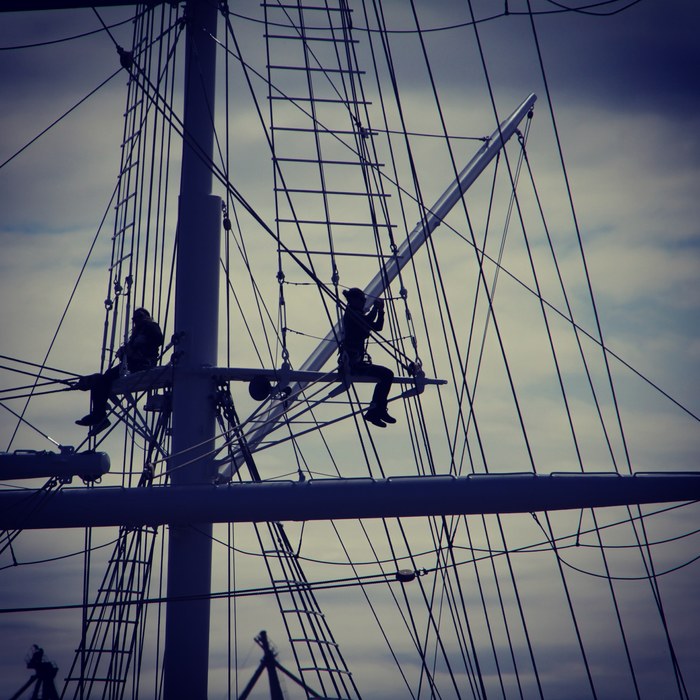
(340, 287), (395, 428)
(76, 307), (163, 435)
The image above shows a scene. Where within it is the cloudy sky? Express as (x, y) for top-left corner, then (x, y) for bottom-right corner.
(0, 1), (699, 698)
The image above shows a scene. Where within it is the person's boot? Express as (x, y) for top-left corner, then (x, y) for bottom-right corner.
(379, 406), (396, 424)
(76, 411), (109, 430)
(364, 405), (386, 428)
(75, 413), (99, 426)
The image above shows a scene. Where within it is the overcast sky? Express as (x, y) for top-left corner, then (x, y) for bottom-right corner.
(0, 1), (699, 698)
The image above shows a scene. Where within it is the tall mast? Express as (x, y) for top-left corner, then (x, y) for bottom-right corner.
(163, 0), (220, 697)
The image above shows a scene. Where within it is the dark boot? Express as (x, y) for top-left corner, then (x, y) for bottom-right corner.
(379, 407), (396, 424)
(76, 413), (101, 427)
(75, 410), (108, 429)
(364, 406), (386, 428)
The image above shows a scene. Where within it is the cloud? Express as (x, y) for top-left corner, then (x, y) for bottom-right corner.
(1, 1), (699, 697)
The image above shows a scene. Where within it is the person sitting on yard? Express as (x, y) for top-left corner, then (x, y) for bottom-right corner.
(340, 287), (395, 428)
(75, 307), (163, 435)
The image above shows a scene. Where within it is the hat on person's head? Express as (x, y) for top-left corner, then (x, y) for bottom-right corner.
(343, 287), (365, 301)
(133, 307), (151, 322)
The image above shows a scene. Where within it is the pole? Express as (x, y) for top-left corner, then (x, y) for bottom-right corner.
(163, 1), (220, 698)
(258, 631), (285, 700)
(2, 472), (698, 530)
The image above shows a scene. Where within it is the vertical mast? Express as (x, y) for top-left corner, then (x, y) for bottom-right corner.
(163, 0), (220, 697)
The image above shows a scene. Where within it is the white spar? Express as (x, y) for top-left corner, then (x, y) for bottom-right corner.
(221, 93), (537, 479)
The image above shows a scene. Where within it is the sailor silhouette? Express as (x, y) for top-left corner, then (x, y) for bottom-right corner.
(339, 287), (395, 428)
(75, 307), (163, 436)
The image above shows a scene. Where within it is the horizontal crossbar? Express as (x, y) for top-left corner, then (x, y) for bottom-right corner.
(111, 366), (445, 393)
(0, 472), (697, 529)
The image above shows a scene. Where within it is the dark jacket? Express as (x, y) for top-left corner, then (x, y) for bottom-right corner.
(122, 319), (164, 371)
(342, 303), (384, 365)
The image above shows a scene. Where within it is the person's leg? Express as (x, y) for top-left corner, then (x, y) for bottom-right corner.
(76, 372), (101, 391)
(354, 363), (395, 426)
(370, 365), (395, 422)
(76, 366), (119, 427)
(91, 366), (120, 419)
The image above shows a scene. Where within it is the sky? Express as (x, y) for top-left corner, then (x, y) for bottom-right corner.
(0, 1), (699, 698)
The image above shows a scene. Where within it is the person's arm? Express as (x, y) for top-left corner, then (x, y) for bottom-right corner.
(126, 323), (162, 363)
(368, 298), (384, 332)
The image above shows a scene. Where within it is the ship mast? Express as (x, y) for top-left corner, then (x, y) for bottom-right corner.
(163, 0), (220, 697)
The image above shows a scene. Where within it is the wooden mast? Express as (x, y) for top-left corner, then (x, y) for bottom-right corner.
(162, 0), (220, 697)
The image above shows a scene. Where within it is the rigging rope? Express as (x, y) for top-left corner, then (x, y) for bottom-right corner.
(219, 0), (644, 35)
(0, 11), (149, 51)
(0, 69), (122, 173)
(531, 2), (687, 695)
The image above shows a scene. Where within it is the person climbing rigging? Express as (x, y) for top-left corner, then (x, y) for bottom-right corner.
(340, 287), (395, 428)
(75, 307), (164, 435)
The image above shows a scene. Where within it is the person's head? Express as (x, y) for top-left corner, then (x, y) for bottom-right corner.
(132, 308), (151, 325)
(343, 287), (365, 309)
